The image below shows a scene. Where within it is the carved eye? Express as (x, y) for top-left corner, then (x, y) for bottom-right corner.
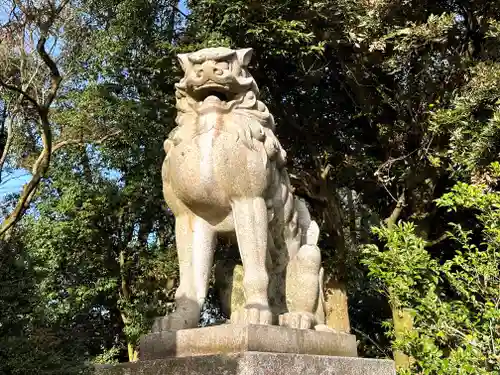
(193, 64), (202, 77)
(216, 61), (229, 70)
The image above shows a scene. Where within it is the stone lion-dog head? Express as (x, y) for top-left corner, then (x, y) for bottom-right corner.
(175, 47), (258, 102)
(168, 47), (286, 166)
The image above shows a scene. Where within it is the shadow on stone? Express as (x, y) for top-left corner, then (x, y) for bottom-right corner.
(94, 353), (239, 375)
(140, 324), (357, 359)
(152, 297), (201, 332)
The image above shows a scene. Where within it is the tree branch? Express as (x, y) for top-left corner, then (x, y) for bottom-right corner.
(36, 35), (61, 109)
(425, 232), (448, 247)
(172, 4), (189, 18)
(289, 173), (328, 205)
(0, 0), (73, 237)
(321, 163), (332, 180)
(52, 130), (122, 153)
(0, 116), (14, 183)
(0, 156), (49, 237)
(0, 79), (39, 108)
(385, 191), (406, 228)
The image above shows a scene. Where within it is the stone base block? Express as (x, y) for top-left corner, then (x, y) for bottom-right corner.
(95, 352), (395, 375)
(140, 324), (357, 360)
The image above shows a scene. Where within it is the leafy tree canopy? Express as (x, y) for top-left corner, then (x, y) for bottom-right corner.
(0, 0), (498, 372)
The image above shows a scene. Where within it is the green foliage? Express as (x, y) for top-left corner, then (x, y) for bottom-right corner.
(1, 0), (500, 371)
(18, 146), (178, 362)
(363, 223), (440, 307)
(92, 346), (122, 365)
(3, 0), (182, 363)
(363, 180), (500, 374)
(429, 63), (500, 175)
(186, 0), (324, 57)
(0, 236), (90, 374)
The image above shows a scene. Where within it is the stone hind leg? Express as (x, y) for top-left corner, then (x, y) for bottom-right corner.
(153, 214), (216, 332)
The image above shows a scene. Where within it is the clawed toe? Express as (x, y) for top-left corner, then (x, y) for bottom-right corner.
(279, 312), (315, 329)
(230, 306), (273, 325)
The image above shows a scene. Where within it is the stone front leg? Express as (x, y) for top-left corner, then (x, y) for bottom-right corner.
(230, 198), (273, 325)
(153, 214), (216, 331)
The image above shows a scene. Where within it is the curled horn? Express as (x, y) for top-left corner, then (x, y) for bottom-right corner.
(235, 48), (253, 67)
(177, 53), (191, 72)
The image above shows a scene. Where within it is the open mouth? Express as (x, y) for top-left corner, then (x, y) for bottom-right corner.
(193, 83), (234, 102)
(203, 90), (229, 101)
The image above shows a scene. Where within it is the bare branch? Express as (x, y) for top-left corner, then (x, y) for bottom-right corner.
(0, 154), (49, 237)
(426, 232), (449, 247)
(52, 129), (122, 152)
(0, 127), (122, 236)
(351, 327), (391, 358)
(0, 0), (75, 237)
(289, 172), (328, 205)
(37, 35), (62, 109)
(0, 116), (14, 182)
(172, 4), (189, 18)
(385, 191), (406, 228)
(0, 171), (30, 186)
(320, 163), (332, 180)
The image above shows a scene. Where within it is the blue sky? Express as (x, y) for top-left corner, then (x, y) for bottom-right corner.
(0, 170), (31, 199)
(179, 0), (189, 16)
(0, 2), (9, 23)
(0, 0), (190, 202)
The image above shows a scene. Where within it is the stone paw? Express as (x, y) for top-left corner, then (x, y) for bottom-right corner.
(313, 324), (338, 333)
(279, 311), (315, 330)
(230, 306), (273, 325)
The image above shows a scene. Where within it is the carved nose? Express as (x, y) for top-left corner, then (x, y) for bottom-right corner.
(198, 65), (223, 79)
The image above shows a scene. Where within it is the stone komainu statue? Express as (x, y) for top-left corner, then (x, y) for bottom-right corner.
(154, 47), (331, 332)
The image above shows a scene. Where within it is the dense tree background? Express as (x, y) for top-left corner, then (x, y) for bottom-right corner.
(0, 0), (499, 373)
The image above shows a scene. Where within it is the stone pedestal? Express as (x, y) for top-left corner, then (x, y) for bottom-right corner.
(140, 324), (357, 360)
(95, 352), (396, 375)
(95, 325), (396, 375)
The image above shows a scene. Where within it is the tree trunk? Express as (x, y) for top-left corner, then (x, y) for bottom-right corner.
(392, 307), (414, 370)
(119, 248), (139, 362)
(120, 311), (140, 362)
(127, 341), (139, 362)
(324, 278), (351, 333)
(385, 193), (415, 369)
(317, 172), (351, 332)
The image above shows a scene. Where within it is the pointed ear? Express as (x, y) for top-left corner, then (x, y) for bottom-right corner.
(235, 48), (253, 67)
(177, 53), (191, 72)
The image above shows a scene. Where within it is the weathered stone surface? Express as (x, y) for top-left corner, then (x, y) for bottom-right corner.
(155, 46), (334, 332)
(95, 352), (395, 375)
(140, 324), (357, 360)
